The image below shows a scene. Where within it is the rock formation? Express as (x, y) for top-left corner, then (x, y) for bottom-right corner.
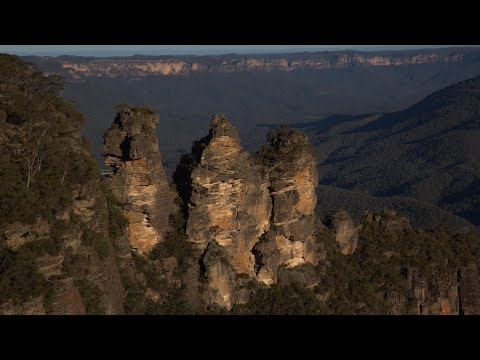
(363, 209), (412, 233)
(253, 126), (319, 285)
(181, 116), (319, 309)
(185, 115), (271, 268)
(103, 106), (176, 254)
(5, 52), (480, 315)
(182, 115), (272, 309)
(327, 210), (362, 255)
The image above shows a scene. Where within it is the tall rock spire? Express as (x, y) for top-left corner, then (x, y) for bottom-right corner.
(182, 115), (319, 309)
(103, 105), (176, 254)
(253, 125), (319, 285)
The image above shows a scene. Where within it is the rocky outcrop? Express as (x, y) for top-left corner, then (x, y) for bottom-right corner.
(103, 106), (176, 254)
(380, 266), (469, 315)
(402, 267), (459, 315)
(201, 241), (236, 309)
(253, 126), (319, 285)
(363, 209), (412, 233)
(371, 210), (465, 315)
(327, 210), (362, 255)
(182, 114), (272, 309)
(181, 116), (319, 309)
(185, 114), (271, 272)
(3, 219), (51, 250)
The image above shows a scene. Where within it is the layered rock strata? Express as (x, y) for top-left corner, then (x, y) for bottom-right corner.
(253, 126), (319, 285)
(34, 48), (480, 80)
(183, 116), (319, 309)
(104, 106), (176, 254)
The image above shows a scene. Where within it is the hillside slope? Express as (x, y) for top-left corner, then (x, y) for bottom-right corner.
(300, 75), (480, 226)
(0, 54), (131, 314)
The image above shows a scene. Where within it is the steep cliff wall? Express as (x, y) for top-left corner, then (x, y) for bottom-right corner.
(253, 126), (319, 285)
(103, 106), (177, 254)
(183, 115), (272, 309)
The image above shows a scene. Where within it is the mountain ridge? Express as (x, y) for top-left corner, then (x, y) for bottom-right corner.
(25, 47), (480, 80)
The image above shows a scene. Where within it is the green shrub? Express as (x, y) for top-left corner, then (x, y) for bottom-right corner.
(62, 249), (88, 277)
(0, 243), (49, 304)
(115, 103), (158, 115)
(75, 279), (105, 315)
(0, 109), (6, 123)
(99, 181), (128, 240)
(231, 283), (329, 315)
(149, 211), (193, 273)
(81, 228), (111, 259)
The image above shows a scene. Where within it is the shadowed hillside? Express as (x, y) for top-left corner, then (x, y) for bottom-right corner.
(298, 75), (480, 227)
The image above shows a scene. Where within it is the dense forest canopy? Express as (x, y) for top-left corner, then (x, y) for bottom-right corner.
(0, 54), (100, 227)
(0, 54), (108, 308)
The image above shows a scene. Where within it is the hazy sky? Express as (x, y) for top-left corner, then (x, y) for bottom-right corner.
(0, 45), (468, 57)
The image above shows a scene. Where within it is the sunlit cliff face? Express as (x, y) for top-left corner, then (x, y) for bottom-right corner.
(57, 52), (466, 79)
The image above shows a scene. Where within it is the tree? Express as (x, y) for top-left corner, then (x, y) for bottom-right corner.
(24, 124), (48, 188)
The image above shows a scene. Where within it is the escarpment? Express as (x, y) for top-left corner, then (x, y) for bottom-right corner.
(180, 115), (319, 309)
(32, 48), (480, 80)
(103, 106), (177, 254)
